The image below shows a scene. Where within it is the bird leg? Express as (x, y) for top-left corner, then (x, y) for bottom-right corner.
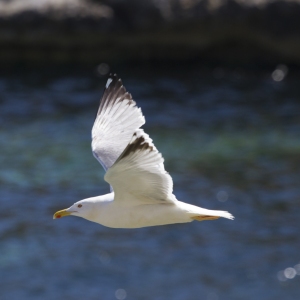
(192, 216), (220, 221)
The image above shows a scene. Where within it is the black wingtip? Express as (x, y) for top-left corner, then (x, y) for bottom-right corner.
(95, 73), (134, 119)
(105, 73), (124, 90)
(108, 73), (118, 80)
(119, 135), (154, 160)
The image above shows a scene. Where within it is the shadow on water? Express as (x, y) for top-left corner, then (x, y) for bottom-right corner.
(0, 64), (299, 300)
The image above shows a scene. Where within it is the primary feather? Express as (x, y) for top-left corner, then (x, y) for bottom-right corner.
(92, 74), (145, 171)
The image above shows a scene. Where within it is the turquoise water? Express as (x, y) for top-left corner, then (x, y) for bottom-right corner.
(0, 65), (299, 299)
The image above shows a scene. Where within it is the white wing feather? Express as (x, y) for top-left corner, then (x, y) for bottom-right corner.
(92, 75), (145, 171)
(105, 130), (175, 203)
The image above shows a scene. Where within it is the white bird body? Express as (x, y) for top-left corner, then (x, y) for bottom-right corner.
(70, 193), (232, 228)
(53, 74), (234, 227)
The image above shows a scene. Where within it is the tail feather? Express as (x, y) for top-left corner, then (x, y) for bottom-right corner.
(177, 201), (234, 222)
(211, 210), (234, 220)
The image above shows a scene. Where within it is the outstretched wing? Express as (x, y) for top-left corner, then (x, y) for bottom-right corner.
(104, 129), (175, 203)
(92, 74), (145, 171)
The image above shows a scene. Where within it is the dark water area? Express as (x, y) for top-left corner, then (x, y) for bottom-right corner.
(0, 64), (300, 300)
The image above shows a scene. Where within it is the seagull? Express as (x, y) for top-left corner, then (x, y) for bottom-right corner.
(53, 74), (234, 228)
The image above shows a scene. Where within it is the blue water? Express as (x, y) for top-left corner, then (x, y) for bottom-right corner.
(0, 65), (299, 300)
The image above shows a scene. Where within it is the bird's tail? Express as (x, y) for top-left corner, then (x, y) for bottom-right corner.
(176, 201), (234, 222)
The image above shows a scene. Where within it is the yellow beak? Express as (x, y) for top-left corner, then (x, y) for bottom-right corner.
(53, 208), (72, 219)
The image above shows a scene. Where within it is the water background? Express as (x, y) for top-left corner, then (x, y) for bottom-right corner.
(0, 64), (300, 300)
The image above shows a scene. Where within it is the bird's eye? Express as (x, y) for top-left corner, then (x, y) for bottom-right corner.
(78, 204), (82, 208)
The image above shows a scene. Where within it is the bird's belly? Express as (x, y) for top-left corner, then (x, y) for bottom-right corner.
(94, 203), (191, 228)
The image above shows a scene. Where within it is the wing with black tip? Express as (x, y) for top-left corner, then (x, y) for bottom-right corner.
(92, 74), (145, 172)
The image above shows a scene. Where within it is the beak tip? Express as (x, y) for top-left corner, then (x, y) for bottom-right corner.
(53, 208), (71, 219)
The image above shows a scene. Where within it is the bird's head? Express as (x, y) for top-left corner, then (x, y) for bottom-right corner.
(53, 200), (93, 220)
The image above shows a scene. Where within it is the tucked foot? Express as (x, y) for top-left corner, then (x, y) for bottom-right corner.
(192, 216), (220, 221)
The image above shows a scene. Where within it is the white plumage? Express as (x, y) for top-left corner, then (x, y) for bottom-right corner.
(53, 74), (234, 228)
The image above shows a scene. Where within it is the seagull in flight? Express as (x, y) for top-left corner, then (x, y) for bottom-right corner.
(53, 74), (234, 228)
